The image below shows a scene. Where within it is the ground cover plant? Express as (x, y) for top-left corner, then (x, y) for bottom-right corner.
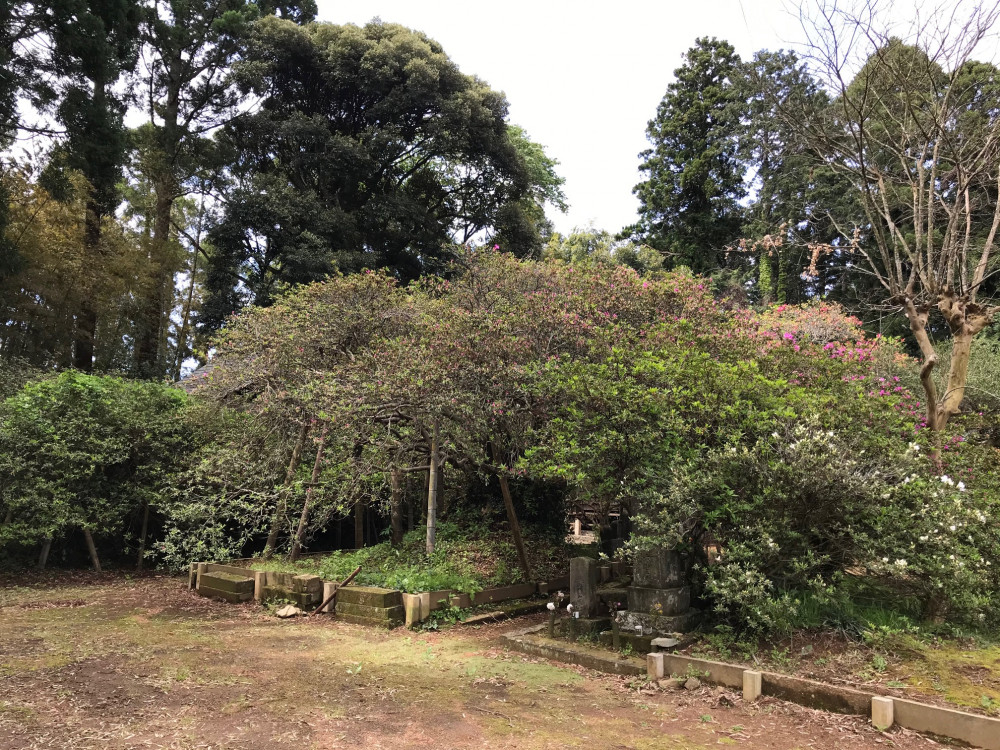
(246, 520), (580, 595)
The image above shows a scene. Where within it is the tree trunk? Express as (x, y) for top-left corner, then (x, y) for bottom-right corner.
(354, 501), (365, 549)
(82, 528), (101, 573)
(264, 423), (310, 558)
(136, 500), (150, 571)
(171, 232), (200, 380)
(494, 460), (531, 580)
(389, 468), (403, 547)
(290, 425), (328, 562)
(136, 85), (181, 379)
(938, 330), (974, 430)
(426, 422), (439, 554)
(37, 538), (52, 570)
(73, 186), (101, 373)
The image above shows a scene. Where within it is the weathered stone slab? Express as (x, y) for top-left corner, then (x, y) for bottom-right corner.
(197, 585), (253, 603)
(260, 585), (312, 608)
(199, 571), (254, 596)
(426, 590), (454, 610)
(336, 586), (403, 609)
(614, 610), (695, 635)
(292, 574), (322, 598)
(626, 585), (690, 616)
(570, 557), (598, 617)
(204, 563), (251, 577)
(335, 601), (405, 624)
(760, 671), (871, 714)
(872, 696), (893, 730)
(632, 549), (686, 588)
(336, 612), (403, 629)
(472, 582), (536, 606)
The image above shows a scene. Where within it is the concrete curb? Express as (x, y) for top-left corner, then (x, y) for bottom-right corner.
(501, 628), (1000, 750)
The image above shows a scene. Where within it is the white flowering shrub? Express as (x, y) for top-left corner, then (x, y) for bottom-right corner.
(651, 420), (1000, 634)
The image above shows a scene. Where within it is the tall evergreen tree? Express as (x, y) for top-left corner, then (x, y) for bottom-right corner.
(43, 0), (141, 371)
(628, 37), (745, 274)
(0, 1), (44, 280)
(132, 0), (316, 380)
(201, 18), (534, 328)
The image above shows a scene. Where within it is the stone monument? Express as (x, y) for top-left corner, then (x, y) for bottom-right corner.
(567, 556), (609, 637)
(615, 548), (692, 635)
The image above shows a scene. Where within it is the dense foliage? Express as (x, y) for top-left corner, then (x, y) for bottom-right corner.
(190, 251), (999, 631)
(0, 373), (190, 564)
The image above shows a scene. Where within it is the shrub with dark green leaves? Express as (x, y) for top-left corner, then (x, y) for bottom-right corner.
(0, 372), (190, 557)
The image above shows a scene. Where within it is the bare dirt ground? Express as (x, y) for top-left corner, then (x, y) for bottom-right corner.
(0, 574), (952, 749)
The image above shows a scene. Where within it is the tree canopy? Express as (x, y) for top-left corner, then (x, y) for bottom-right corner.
(201, 18), (540, 328)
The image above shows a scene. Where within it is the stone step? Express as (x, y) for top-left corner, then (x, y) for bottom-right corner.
(335, 601), (405, 627)
(336, 612), (404, 629)
(199, 572), (254, 596)
(197, 585), (253, 604)
(336, 586), (403, 609)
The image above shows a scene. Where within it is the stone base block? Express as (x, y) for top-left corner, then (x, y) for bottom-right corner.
(335, 601), (405, 627)
(197, 585), (253, 603)
(336, 586), (403, 609)
(615, 609), (695, 635)
(335, 613), (400, 629)
(292, 574), (322, 598)
(261, 586), (313, 608)
(200, 572), (254, 597)
(626, 585), (690, 616)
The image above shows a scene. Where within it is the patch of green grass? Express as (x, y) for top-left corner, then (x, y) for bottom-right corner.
(247, 520), (576, 594)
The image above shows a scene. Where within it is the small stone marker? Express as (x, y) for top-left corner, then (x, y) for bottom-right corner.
(743, 670), (762, 702)
(872, 696), (894, 730)
(276, 604), (303, 618)
(570, 557), (598, 618)
(647, 652), (665, 680)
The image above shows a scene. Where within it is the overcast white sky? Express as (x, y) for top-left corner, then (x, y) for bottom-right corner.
(314, 0), (806, 235)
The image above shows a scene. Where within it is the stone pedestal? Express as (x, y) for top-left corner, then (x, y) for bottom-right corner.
(570, 557), (598, 617)
(626, 585), (690, 616)
(620, 548), (693, 636)
(614, 609), (693, 636)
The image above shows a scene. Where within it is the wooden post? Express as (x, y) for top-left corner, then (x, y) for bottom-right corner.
(264, 422), (310, 558)
(136, 500), (150, 571)
(491, 443), (531, 580)
(290, 424), (328, 561)
(426, 421), (439, 555)
(38, 538), (52, 570)
(389, 468), (403, 547)
(82, 528), (101, 572)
